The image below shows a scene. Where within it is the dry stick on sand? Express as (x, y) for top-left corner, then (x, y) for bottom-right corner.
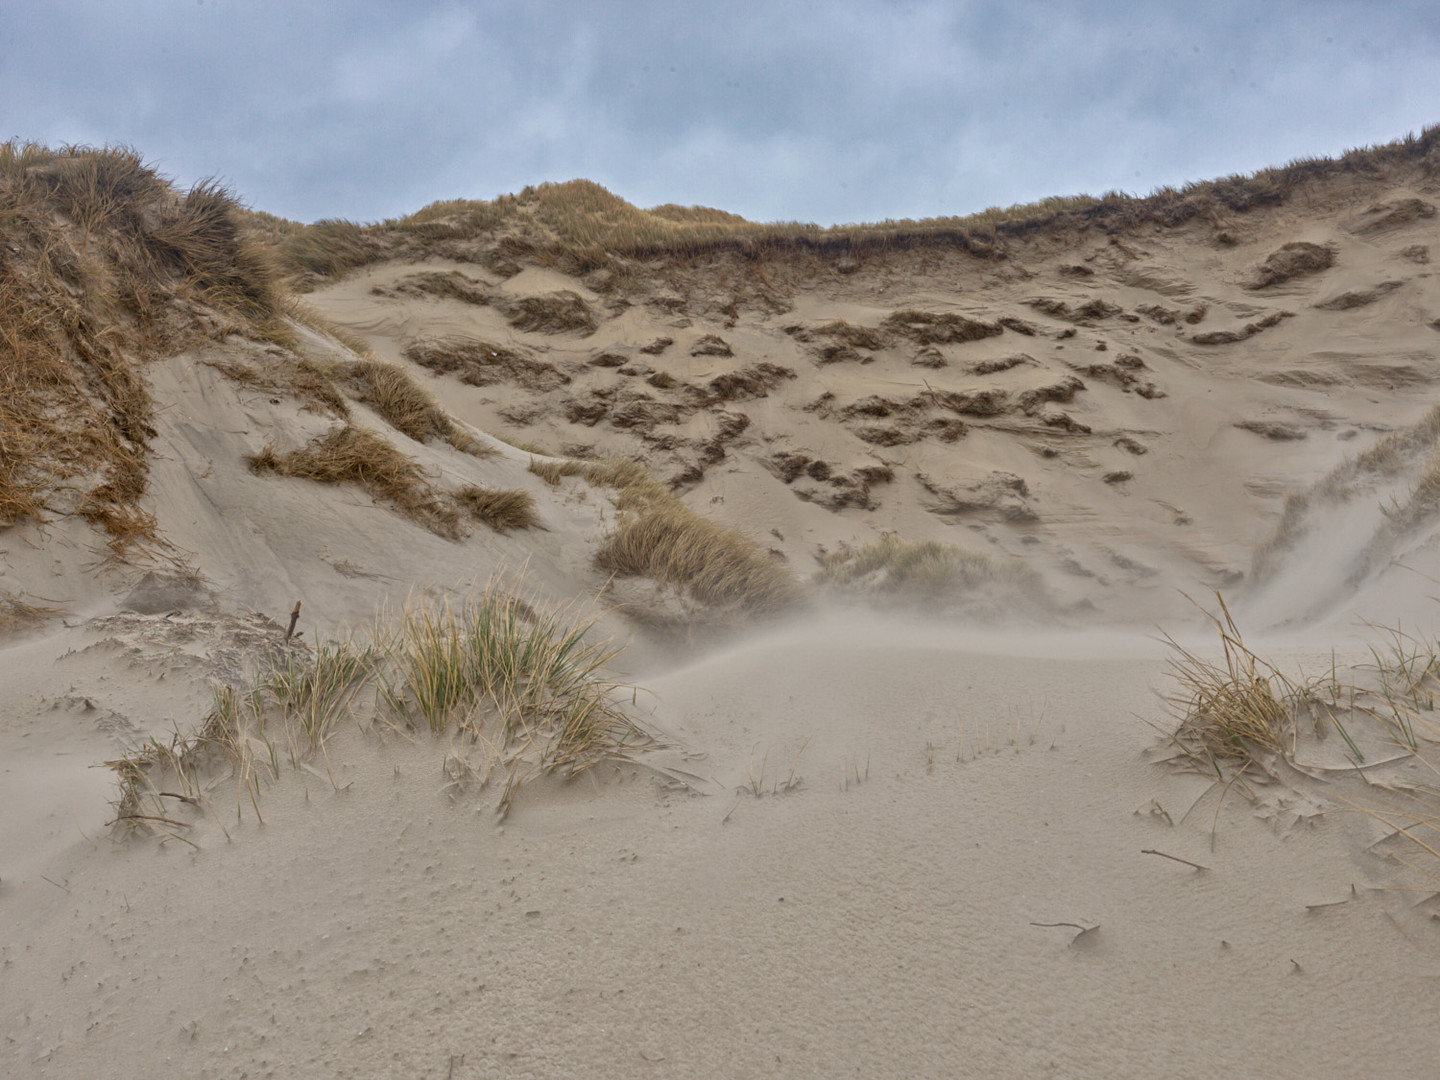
(1141, 848), (1211, 872)
(1030, 921), (1101, 945)
(285, 601), (301, 642)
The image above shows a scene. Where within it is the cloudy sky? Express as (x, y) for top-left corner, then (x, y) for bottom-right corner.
(3, 1), (1437, 226)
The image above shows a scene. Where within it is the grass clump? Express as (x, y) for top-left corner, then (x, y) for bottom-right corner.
(279, 219), (374, 285)
(107, 578), (649, 831)
(343, 360), (454, 443)
(814, 320), (889, 351)
(202, 353), (350, 418)
(585, 458), (804, 617)
(374, 586), (636, 761)
(0, 142), (288, 554)
(528, 457), (586, 485)
(816, 533), (1041, 613)
(246, 425), (462, 538)
(508, 291), (597, 335)
(455, 485), (540, 532)
(1160, 595), (1440, 875)
(1164, 595), (1301, 767)
(0, 593), (63, 638)
(268, 127), (1440, 290)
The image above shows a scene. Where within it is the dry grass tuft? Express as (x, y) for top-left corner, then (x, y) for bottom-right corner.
(528, 457), (586, 485)
(584, 457), (804, 617)
(246, 425), (462, 538)
(816, 533), (1041, 612)
(507, 291), (597, 335)
(264, 126), (1440, 292)
(0, 141), (288, 554)
(106, 578), (650, 829)
(1158, 595), (1440, 882)
(0, 593), (63, 638)
(343, 360), (455, 443)
(455, 485), (540, 532)
(202, 353), (349, 418)
(1164, 595), (1302, 769)
(404, 336), (571, 392)
(279, 219), (374, 285)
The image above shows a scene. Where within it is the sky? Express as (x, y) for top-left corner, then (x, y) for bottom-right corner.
(2, 1), (1438, 227)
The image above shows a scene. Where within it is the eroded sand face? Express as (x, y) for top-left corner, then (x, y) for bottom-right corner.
(6, 176), (1440, 1077)
(305, 184), (1440, 626)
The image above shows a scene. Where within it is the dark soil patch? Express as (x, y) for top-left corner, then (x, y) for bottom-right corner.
(404, 336), (572, 391)
(1249, 242), (1335, 288)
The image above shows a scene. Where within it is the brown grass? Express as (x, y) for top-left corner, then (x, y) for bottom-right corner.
(403, 336), (571, 392)
(384, 269), (492, 305)
(0, 141), (288, 554)
(279, 219), (375, 286)
(342, 360), (454, 443)
(202, 353), (350, 418)
(257, 125), (1440, 296)
(258, 128), (1440, 314)
(507, 291), (597, 335)
(816, 533), (1041, 613)
(528, 457), (586, 485)
(246, 425), (462, 538)
(454, 485), (540, 532)
(0, 593), (62, 638)
(583, 458), (804, 616)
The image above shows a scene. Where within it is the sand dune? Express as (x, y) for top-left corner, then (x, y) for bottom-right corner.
(5, 139), (1440, 1077)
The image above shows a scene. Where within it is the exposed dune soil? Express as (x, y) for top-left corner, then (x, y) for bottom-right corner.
(307, 187), (1440, 623)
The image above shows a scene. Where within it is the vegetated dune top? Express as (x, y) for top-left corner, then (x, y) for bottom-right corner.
(6, 133), (1440, 1079)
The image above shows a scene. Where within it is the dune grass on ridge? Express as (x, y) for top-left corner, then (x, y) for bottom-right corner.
(266, 125), (1440, 290)
(0, 142), (288, 552)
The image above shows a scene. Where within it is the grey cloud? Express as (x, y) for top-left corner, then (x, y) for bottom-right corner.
(1, 1), (1437, 225)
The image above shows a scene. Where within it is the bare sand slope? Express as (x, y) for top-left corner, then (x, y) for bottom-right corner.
(5, 618), (1439, 1078)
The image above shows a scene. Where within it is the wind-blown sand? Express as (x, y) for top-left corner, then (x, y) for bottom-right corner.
(6, 148), (1440, 1077)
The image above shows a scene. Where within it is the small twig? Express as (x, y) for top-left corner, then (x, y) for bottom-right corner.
(41, 876), (71, 894)
(160, 830), (201, 851)
(285, 600), (301, 642)
(1141, 847), (1210, 872)
(157, 791), (197, 804)
(1030, 921), (1088, 931)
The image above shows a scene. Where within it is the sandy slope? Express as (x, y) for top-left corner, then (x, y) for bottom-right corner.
(6, 170), (1440, 1078)
(5, 619), (1440, 1078)
(306, 183), (1440, 625)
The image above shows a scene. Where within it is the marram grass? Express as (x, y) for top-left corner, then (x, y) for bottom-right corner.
(104, 578), (646, 833)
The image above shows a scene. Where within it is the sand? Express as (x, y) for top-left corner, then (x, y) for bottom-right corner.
(6, 166), (1440, 1077)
